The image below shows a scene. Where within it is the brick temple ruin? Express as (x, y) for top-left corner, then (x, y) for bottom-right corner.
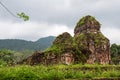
(19, 15), (111, 65)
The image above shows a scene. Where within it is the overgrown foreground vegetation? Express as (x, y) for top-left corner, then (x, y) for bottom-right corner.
(0, 64), (120, 80)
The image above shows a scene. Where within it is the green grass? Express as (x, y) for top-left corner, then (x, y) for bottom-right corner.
(0, 64), (120, 80)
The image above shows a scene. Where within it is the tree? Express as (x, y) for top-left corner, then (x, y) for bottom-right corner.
(110, 44), (120, 64)
(0, 1), (29, 21)
(17, 12), (29, 21)
(0, 49), (15, 65)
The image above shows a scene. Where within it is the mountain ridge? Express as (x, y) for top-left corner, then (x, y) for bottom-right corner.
(0, 36), (55, 51)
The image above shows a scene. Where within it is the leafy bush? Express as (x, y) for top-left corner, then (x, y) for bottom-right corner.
(0, 49), (15, 64)
(0, 59), (7, 67)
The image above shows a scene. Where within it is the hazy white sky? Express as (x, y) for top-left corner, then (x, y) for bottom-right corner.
(0, 0), (120, 44)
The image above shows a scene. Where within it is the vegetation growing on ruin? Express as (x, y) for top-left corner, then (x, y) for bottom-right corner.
(75, 15), (100, 28)
(76, 16), (85, 26)
(73, 33), (90, 63)
(45, 32), (73, 55)
(74, 33), (87, 49)
(94, 32), (108, 47)
(45, 45), (63, 54)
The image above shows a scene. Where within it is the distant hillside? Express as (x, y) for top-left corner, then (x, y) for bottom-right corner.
(36, 36), (56, 49)
(0, 36), (55, 51)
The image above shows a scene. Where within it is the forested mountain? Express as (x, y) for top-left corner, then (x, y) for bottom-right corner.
(36, 36), (56, 49)
(0, 36), (55, 51)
